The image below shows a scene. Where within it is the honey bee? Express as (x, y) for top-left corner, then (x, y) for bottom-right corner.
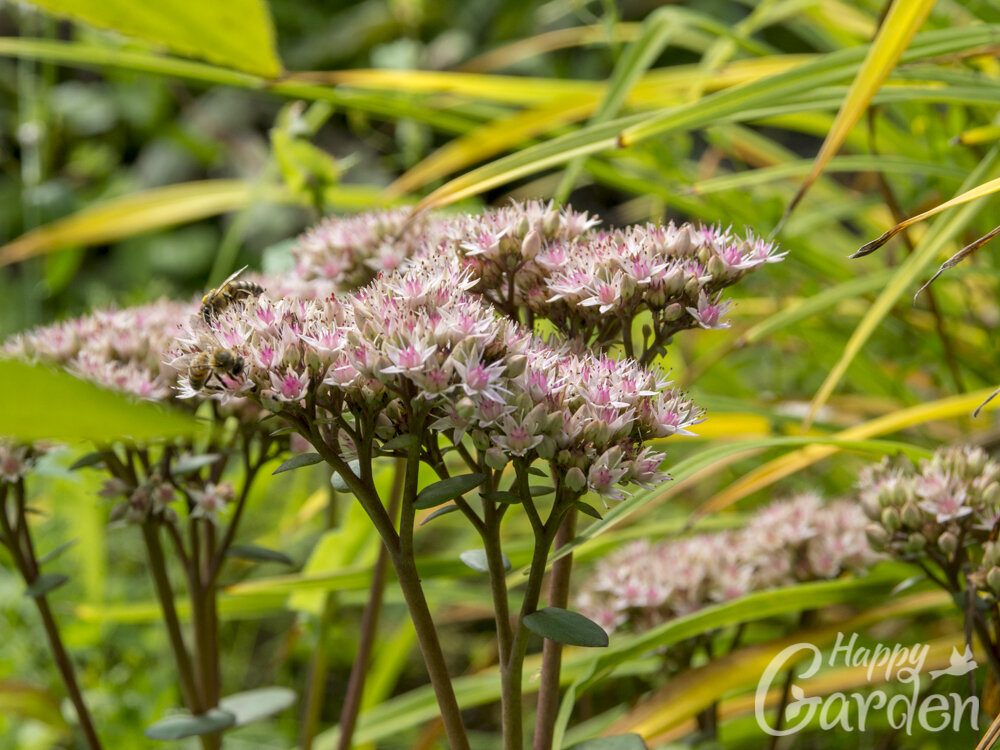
(200, 265), (264, 323)
(187, 348), (245, 391)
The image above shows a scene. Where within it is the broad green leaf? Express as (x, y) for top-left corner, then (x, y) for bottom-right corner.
(0, 360), (198, 441)
(144, 709), (235, 740)
(459, 549), (510, 574)
(0, 180), (258, 267)
(272, 453), (323, 475)
(24, 0), (282, 77)
(414, 473), (487, 510)
(218, 687), (296, 727)
(523, 607), (609, 648)
(806, 145), (1000, 427)
(25, 574), (68, 598)
(226, 544), (294, 567)
(785, 0), (935, 214)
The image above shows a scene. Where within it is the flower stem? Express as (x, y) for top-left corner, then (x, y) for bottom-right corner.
(0, 486), (103, 750)
(334, 458), (405, 750)
(533, 508), (577, 750)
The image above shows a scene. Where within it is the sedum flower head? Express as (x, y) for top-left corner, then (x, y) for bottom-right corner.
(576, 493), (879, 634)
(278, 202), (784, 352)
(172, 264), (701, 502)
(857, 445), (1000, 598)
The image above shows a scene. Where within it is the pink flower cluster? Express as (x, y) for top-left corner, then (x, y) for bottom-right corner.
(3, 299), (196, 401)
(576, 494), (879, 634)
(285, 202), (784, 350)
(290, 208), (432, 293)
(858, 445), (1000, 596)
(171, 264), (703, 501)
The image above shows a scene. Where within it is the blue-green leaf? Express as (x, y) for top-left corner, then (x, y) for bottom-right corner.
(218, 687), (296, 727)
(272, 453), (323, 475)
(414, 473), (487, 510)
(144, 709), (235, 740)
(523, 607), (609, 648)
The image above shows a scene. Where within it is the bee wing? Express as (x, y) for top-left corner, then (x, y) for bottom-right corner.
(217, 265), (249, 288)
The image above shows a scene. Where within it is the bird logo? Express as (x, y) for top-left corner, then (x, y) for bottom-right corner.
(929, 645), (977, 680)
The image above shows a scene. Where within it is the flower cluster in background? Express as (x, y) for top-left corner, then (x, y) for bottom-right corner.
(284, 201), (784, 358)
(576, 493), (879, 634)
(858, 445), (1000, 597)
(3, 299), (196, 402)
(172, 263), (703, 502)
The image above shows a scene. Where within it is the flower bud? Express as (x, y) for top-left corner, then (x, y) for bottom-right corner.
(881, 507), (901, 532)
(536, 435), (557, 460)
(521, 230), (541, 261)
(514, 216), (530, 239)
(471, 430), (491, 452)
(542, 209), (561, 237)
(506, 354), (527, 378)
(707, 255), (725, 278)
(565, 466), (587, 493)
(904, 533), (926, 553)
(455, 396), (477, 420)
(865, 524), (889, 550)
(938, 531), (958, 555)
(985, 482), (1000, 506)
(988, 567), (1000, 594)
(484, 447), (508, 471)
(684, 276), (702, 299)
(900, 502), (921, 528)
(663, 303), (684, 322)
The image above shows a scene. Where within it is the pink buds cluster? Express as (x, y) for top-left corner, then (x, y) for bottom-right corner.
(172, 264), (701, 502)
(286, 202), (784, 354)
(576, 494), (879, 634)
(858, 445), (1000, 598)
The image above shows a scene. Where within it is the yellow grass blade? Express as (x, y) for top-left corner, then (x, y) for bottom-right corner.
(784, 0), (936, 217)
(853, 175), (1000, 258)
(0, 180), (257, 266)
(693, 387), (1000, 524)
(806, 147), (1000, 427)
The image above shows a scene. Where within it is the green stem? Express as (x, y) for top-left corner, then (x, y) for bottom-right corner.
(533, 508), (578, 750)
(0, 490), (103, 750)
(141, 525), (204, 716)
(334, 458), (405, 750)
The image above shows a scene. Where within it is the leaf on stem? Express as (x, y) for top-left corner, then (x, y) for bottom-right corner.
(218, 687), (296, 727)
(37, 540), (78, 566)
(574, 501), (603, 520)
(380, 434), (419, 452)
(414, 473), (487, 509)
(25, 574), (69, 598)
(144, 709), (236, 740)
(226, 544), (294, 567)
(419, 504), (460, 525)
(459, 549), (511, 574)
(272, 452), (323, 475)
(523, 607), (609, 647)
(68, 452), (105, 470)
(485, 490), (522, 504)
